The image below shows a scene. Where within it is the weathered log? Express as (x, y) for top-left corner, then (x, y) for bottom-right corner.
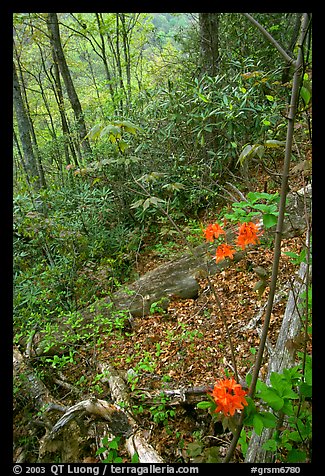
(97, 361), (165, 463)
(13, 346), (64, 413)
(244, 258), (311, 463)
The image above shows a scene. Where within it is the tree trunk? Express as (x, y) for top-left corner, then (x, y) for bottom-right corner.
(46, 13), (92, 160)
(13, 61), (42, 191)
(95, 13), (118, 112)
(281, 13), (303, 84)
(199, 13), (220, 77)
(49, 55), (80, 167)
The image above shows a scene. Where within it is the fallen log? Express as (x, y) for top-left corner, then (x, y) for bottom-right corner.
(13, 346), (65, 414)
(39, 362), (165, 463)
(97, 361), (165, 463)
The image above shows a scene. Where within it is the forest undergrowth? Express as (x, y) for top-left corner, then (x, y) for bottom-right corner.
(13, 12), (312, 464)
(13, 166), (312, 464)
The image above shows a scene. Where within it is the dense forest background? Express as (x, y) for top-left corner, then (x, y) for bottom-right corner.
(13, 13), (312, 464)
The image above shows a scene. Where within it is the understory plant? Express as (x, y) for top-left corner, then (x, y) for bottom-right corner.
(196, 199), (312, 462)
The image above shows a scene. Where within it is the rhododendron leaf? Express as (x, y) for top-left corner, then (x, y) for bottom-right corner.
(262, 440), (277, 452)
(143, 198), (151, 210)
(130, 199), (144, 209)
(265, 139), (286, 148)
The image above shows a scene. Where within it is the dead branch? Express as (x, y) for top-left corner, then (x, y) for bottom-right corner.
(97, 361), (165, 463)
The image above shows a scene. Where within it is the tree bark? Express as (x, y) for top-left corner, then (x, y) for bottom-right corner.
(13, 60), (42, 191)
(199, 13), (220, 77)
(281, 13), (303, 84)
(46, 13), (92, 159)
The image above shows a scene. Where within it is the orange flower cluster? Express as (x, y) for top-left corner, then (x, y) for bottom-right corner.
(203, 223), (225, 242)
(236, 221), (263, 250)
(215, 244), (235, 263)
(203, 220), (262, 263)
(211, 377), (248, 417)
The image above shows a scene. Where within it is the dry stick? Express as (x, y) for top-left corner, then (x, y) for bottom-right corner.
(204, 273), (239, 383)
(223, 13), (310, 463)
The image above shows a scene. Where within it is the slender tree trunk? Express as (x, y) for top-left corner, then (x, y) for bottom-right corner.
(13, 61), (42, 191)
(13, 129), (31, 187)
(49, 58), (80, 167)
(95, 13), (117, 113)
(115, 14), (126, 113)
(281, 13), (303, 84)
(46, 13), (92, 160)
(85, 49), (105, 120)
(120, 13), (132, 109)
(199, 13), (220, 77)
(223, 12), (311, 462)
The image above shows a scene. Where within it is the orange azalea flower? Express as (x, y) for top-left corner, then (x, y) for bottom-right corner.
(211, 377), (248, 417)
(203, 223), (225, 242)
(215, 244), (235, 263)
(236, 221), (263, 250)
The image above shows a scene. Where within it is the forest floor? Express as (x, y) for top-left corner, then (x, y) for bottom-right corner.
(13, 172), (312, 464)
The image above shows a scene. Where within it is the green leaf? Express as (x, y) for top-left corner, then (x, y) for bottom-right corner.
(117, 139), (128, 153)
(108, 438), (119, 450)
(262, 439), (277, 452)
(131, 452), (139, 463)
(259, 411), (277, 429)
(264, 139), (286, 148)
(100, 124), (121, 139)
(197, 400), (214, 410)
(255, 145), (265, 159)
(85, 122), (103, 141)
(130, 199), (144, 209)
(116, 120), (142, 134)
(300, 86), (311, 107)
(299, 382), (312, 398)
(142, 198), (151, 211)
(149, 196), (165, 206)
(205, 446), (220, 462)
(186, 441), (204, 457)
(258, 388), (284, 411)
(96, 447), (107, 455)
(263, 213), (278, 228)
(286, 449), (307, 463)
(198, 92), (209, 103)
(238, 144), (253, 165)
(253, 414), (264, 435)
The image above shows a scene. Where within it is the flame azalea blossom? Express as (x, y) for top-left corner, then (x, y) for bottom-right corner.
(215, 244), (235, 263)
(211, 378), (248, 417)
(203, 223), (225, 242)
(236, 221), (263, 249)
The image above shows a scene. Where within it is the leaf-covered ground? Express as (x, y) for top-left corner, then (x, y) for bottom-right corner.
(13, 166), (312, 463)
